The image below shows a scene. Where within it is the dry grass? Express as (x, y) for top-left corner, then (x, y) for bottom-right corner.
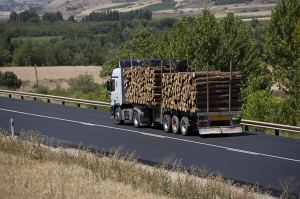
(0, 130), (275, 199)
(0, 66), (105, 88)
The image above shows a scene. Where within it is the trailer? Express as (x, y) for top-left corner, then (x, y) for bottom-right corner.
(106, 60), (242, 135)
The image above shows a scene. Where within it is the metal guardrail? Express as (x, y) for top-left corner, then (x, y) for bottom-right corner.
(0, 89), (110, 109)
(241, 119), (300, 135)
(0, 89), (299, 136)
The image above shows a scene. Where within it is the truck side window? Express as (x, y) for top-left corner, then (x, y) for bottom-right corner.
(111, 79), (116, 91)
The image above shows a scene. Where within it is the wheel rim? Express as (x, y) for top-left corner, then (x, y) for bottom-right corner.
(172, 119), (177, 132)
(172, 119), (178, 133)
(181, 120), (187, 134)
(163, 122), (168, 130)
(134, 119), (138, 126)
(133, 112), (139, 126)
(134, 117), (138, 126)
(163, 116), (170, 131)
(116, 110), (120, 120)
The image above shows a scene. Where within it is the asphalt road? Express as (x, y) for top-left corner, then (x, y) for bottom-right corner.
(0, 96), (300, 195)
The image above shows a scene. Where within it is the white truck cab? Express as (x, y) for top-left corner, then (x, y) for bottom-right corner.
(109, 67), (125, 106)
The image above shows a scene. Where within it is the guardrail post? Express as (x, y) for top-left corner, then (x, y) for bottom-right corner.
(10, 118), (14, 138)
(62, 101), (65, 105)
(77, 103), (81, 108)
(47, 99), (50, 103)
(93, 106), (97, 110)
(33, 97), (37, 101)
(275, 129), (279, 136)
(21, 96), (24, 100)
(8, 94), (11, 98)
(245, 125), (249, 132)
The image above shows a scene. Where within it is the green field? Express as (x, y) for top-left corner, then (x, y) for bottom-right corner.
(144, 2), (177, 12)
(96, 3), (135, 11)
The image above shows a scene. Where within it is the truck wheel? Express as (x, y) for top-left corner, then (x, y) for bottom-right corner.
(162, 114), (171, 133)
(133, 111), (140, 128)
(180, 116), (190, 136)
(171, 115), (180, 134)
(114, 107), (124, 125)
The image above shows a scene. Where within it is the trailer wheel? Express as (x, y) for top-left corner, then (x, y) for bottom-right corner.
(171, 115), (180, 134)
(180, 116), (190, 136)
(133, 111), (140, 128)
(162, 114), (171, 133)
(114, 107), (124, 125)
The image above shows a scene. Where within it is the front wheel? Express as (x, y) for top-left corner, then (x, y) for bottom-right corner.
(114, 107), (124, 125)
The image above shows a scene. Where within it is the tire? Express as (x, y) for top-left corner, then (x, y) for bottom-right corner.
(171, 115), (180, 134)
(133, 111), (140, 128)
(114, 107), (124, 125)
(162, 114), (171, 133)
(180, 116), (191, 136)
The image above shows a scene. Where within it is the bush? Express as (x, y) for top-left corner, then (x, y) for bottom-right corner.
(242, 90), (282, 123)
(68, 74), (97, 93)
(0, 71), (22, 89)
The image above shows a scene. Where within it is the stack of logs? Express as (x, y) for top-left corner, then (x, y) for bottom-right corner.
(162, 72), (242, 112)
(124, 67), (164, 106)
(124, 67), (242, 112)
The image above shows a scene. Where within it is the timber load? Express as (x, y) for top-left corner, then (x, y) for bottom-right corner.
(162, 72), (242, 113)
(124, 67), (165, 106)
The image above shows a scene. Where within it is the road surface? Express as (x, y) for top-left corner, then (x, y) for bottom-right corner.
(0, 96), (299, 194)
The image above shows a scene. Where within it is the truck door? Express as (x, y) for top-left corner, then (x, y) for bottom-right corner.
(110, 68), (124, 106)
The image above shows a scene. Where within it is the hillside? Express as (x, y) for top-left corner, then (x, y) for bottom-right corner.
(0, 0), (276, 20)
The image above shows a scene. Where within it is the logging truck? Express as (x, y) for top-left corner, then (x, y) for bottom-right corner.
(106, 60), (242, 135)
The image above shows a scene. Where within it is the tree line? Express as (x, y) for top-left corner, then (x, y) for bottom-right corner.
(0, 15), (175, 67)
(9, 10), (66, 23)
(83, 10), (152, 21)
(8, 9), (152, 23)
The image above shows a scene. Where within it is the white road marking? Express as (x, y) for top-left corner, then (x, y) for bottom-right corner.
(227, 148), (259, 155)
(1, 107), (300, 163)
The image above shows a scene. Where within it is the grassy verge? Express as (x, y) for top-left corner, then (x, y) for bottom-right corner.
(0, 130), (275, 199)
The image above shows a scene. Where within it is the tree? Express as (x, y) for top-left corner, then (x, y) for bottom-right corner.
(169, 17), (192, 60)
(9, 11), (18, 22)
(217, 13), (259, 78)
(12, 41), (46, 66)
(68, 15), (75, 22)
(18, 10), (40, 22)
(264, 0), (300, 125)
(42, 12), (64, 22)
(190, 9), (221, 70)
(0, 47), (11, 66)
(264, 0), (300, 91)
(117, 29), (157, 59)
